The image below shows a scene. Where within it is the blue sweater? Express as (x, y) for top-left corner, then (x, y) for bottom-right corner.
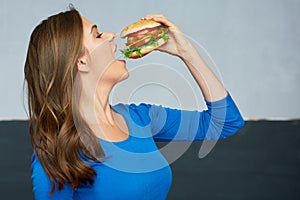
(31, 93), (244, 199)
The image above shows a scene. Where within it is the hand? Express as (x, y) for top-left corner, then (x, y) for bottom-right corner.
(142, 14), (193, 58)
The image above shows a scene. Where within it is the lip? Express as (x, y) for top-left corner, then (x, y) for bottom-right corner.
(118, 59), (126, 64)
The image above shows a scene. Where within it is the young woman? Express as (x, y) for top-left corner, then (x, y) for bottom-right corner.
(24, 8), (244, 199)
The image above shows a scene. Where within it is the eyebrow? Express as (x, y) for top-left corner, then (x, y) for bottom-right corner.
(90, 24), (97, 34)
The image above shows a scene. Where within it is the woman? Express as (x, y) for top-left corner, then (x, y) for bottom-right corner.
(24, 8), (244, 199)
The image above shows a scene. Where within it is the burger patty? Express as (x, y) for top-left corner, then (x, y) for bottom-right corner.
(126, 27), (165, 48)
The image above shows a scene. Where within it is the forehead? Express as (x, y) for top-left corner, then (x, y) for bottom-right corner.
(81, 16), (93, 30)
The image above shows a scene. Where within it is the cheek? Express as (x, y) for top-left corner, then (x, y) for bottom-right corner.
(83, 37), (95, 54)
(87, 44), (115, 72)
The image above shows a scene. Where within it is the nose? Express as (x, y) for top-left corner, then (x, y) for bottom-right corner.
(106, 32), (116, 41)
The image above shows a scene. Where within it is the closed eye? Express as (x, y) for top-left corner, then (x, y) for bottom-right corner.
(96, 33), (103, 38)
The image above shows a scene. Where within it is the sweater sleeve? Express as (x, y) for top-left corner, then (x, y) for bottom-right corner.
(31, 154), (74, 200)
(149, 93), (244, 141)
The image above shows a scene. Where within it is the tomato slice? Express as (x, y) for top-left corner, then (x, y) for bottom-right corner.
(127, 26), (161, 37)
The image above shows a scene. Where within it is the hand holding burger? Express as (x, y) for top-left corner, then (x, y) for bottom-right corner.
(121, 14), (193, 60)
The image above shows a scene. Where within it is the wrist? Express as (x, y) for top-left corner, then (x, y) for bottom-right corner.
(177, 40), (197, 57)
(178, 43), (200, 62)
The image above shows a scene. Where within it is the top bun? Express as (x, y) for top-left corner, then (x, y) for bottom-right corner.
(120, 20), (162, 38)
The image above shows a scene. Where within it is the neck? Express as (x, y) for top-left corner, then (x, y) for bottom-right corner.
(79, 80), (116, 127)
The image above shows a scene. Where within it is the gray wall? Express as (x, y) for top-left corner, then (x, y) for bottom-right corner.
(1, 0), (299, 120)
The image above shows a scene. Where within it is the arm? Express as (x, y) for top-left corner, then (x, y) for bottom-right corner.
(142, 14), (227, 102)
(149, 93), (244, 141)
(31, 154), (74, 200)
(140, 15), (244, 140)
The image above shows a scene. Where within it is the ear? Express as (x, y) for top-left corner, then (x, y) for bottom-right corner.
(77, 56), (89, 73)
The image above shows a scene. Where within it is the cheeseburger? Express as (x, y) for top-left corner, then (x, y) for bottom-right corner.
(120, 20), (170, 59)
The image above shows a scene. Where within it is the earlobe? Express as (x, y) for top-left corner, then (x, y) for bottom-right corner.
(77, 58), (89, 72)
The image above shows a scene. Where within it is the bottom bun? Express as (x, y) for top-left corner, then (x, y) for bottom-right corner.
(129, 38), (167, 59)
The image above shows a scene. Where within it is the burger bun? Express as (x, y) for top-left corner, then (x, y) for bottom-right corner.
(120, 20), (162, 38)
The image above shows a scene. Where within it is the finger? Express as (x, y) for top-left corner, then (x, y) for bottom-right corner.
(143, 15), (174, 28)
(142, 14), (181, 33)
(142, 14), (166, 20)
(154, 17), (181, 33)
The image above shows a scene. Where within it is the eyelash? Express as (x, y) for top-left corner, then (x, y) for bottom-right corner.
(96, 33), (103, 38)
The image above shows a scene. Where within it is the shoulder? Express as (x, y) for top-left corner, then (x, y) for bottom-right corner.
(112, 103), (153, 126)
(112, 102), (151, 111)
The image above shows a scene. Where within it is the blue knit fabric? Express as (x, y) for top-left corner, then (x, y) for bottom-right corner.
(31, 93), (244, 199)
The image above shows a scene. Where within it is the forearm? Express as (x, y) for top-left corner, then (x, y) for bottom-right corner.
(179, 42), (227, 102)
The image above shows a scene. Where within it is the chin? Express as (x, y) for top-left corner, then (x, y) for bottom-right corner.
(111, 60), (129, 83)
(118, 70), (129, 82)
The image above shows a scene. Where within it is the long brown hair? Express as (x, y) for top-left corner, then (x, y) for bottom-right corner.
(24, 8), (104, 195)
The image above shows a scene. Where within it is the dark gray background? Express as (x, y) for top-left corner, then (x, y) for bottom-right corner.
(1, 120), (299, 199)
